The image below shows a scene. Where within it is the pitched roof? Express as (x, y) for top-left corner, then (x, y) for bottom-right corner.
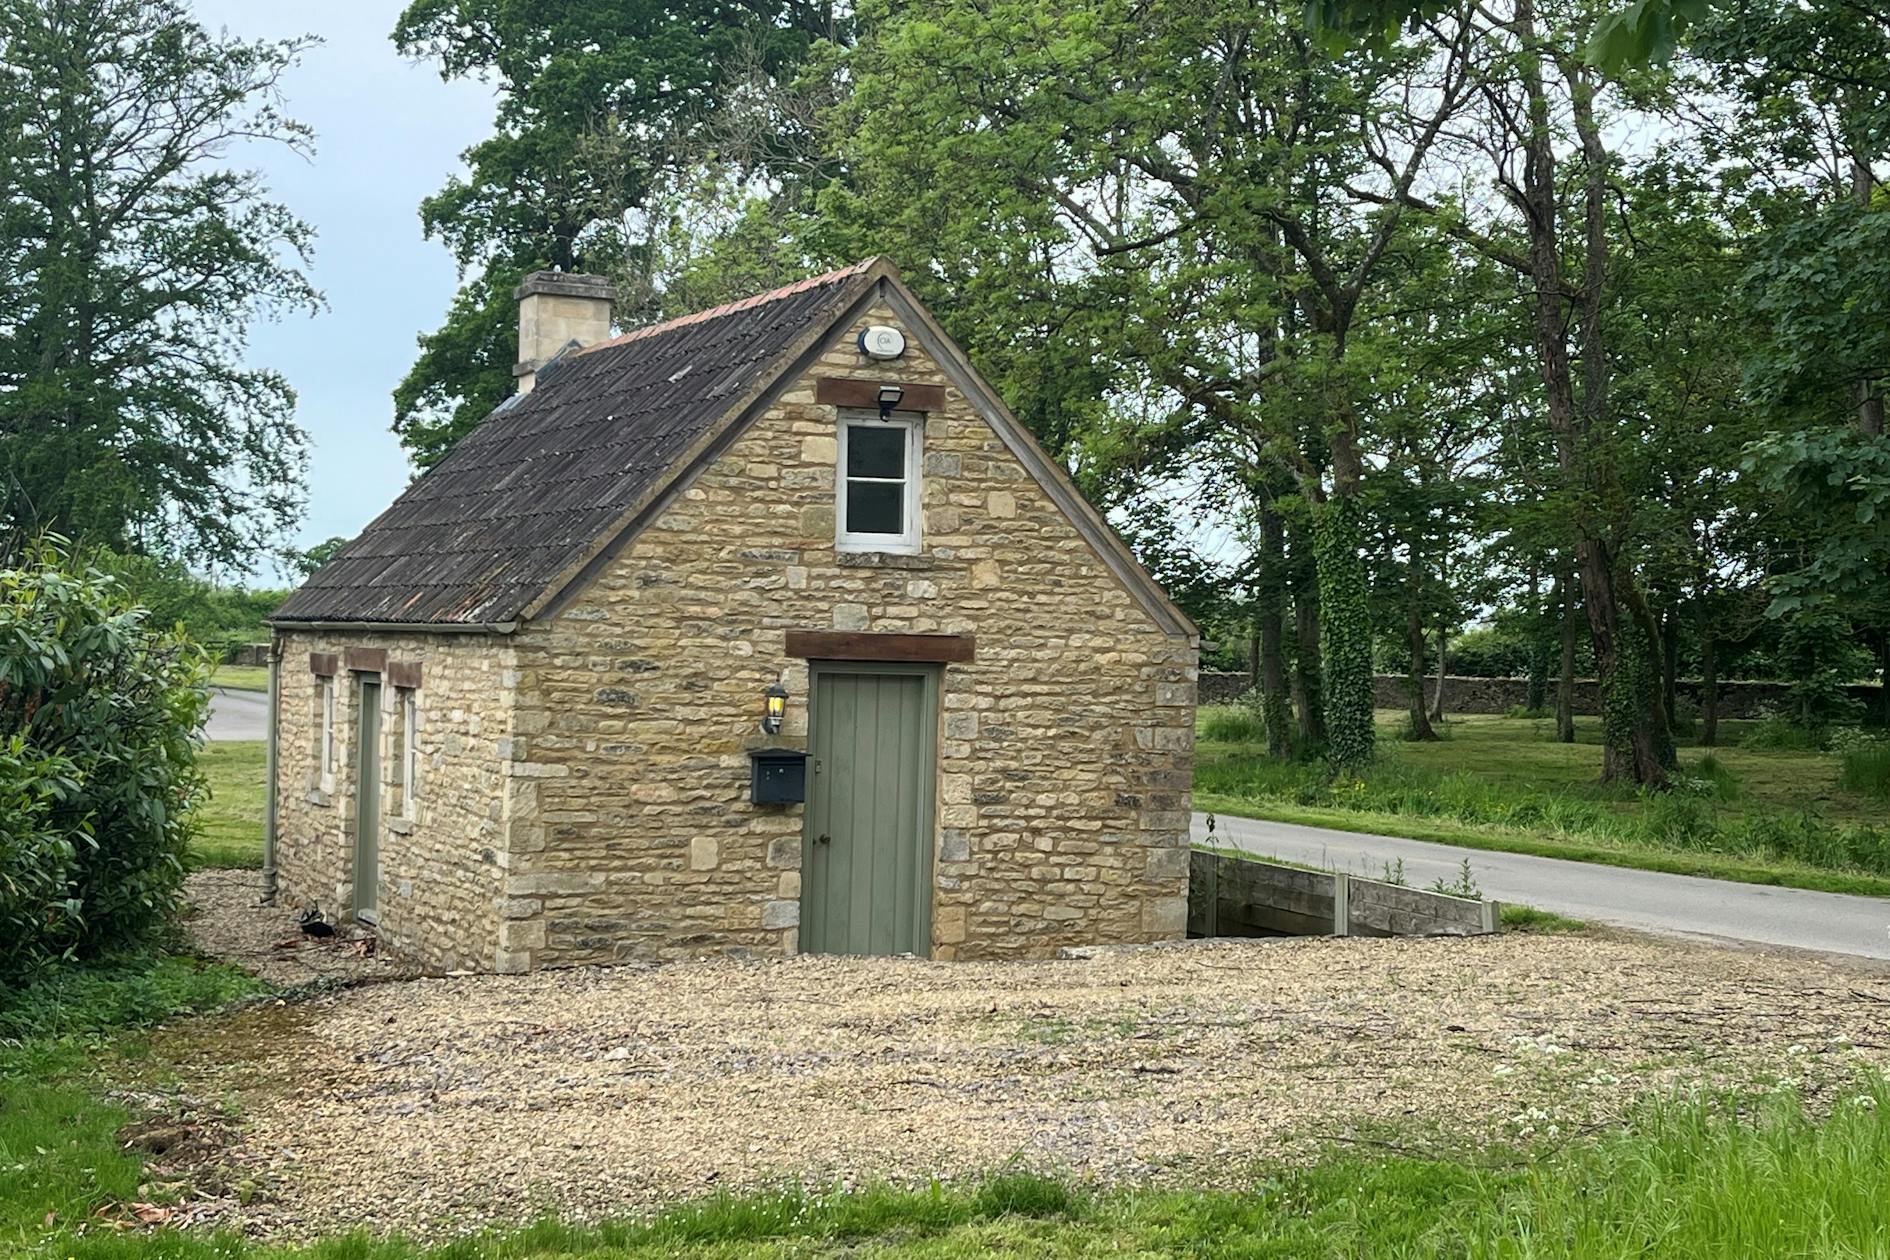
(273, 260), (879, 627)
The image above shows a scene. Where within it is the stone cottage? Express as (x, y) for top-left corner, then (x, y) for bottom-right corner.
(265, 259), (1199, 971)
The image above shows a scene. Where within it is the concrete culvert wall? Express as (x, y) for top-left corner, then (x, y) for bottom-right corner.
(1188, 849), (1498, 939)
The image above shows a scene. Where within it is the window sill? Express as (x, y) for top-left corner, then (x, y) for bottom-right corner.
(306, 788), (332, 808)
(835, 551), (934, 570)
(388, 816), (415, 836)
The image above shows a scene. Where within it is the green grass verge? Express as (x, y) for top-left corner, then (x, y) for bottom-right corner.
(209, 665), (269, 692)
(9, 1085), (1890, 1257)
(192, 741), (265, 869)
(1197, 790), (1890, 898)
(1, 954), (267, 1250)
(1499, 904), (1588, 933)
(1195, 710), (1890, 898)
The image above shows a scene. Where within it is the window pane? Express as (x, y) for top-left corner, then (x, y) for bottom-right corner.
(846, 424), (906, 478)
(846, 480), (904, 535)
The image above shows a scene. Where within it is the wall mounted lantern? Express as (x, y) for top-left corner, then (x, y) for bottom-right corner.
(762, 682), (789, 735)
(876, 384), (904, 419)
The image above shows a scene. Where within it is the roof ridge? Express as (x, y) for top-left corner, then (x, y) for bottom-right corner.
(582, 258), (879, 355)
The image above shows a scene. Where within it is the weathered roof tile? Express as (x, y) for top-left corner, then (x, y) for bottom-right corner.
(273, 261), (877, 626)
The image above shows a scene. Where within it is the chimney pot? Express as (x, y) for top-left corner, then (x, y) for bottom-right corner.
(514, 271), (616, 394)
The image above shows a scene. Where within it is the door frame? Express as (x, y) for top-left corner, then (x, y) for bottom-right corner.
(801, 659), (941, 957)
(353, 672), (383, 924)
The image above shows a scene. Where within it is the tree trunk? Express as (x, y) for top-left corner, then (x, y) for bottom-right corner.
(1258, 505), (1292, 759)
(1319, 425), (1377, 770)
(1876, 628), (1890, 728)
(1525, 567), (1549, 713)
(1289, 515), (1326, 748)
(1429, 619), (1448, 721)
(1700, 625), (1719, 748)
(1514, 11), (1667, 787)
(1659, 603), (1679, 730)
(1405, 559), (1439, 740)
(1876, 627), (1890, 728)
(1556, 564), (1577, 743)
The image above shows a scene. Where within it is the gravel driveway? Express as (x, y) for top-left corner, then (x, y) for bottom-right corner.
(169, 894), (1890, 1241)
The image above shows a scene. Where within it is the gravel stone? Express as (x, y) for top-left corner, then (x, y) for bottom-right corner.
(168, 898), (1890, 1242)
(182, 871), (416, 987)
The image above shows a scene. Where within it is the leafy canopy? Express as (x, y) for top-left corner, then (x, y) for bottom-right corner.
(0, 0), (318, 568)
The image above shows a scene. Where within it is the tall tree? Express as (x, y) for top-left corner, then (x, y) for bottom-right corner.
(0, 0), (317, 567)
(1375, 0), (1677, 784)
(391, 0), (840, 467)
(827, 0), (1479, 769)
(1701, 0), (1890, 715)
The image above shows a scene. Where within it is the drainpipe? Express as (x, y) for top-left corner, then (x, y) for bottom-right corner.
(262, 634), (281, 904)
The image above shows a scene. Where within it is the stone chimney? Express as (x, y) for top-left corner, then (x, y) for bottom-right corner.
(514, 271), (617, 393)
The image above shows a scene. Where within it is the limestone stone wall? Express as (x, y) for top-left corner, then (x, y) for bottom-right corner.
(270, 629), (518, 971)
(502, 297), (1198, 966)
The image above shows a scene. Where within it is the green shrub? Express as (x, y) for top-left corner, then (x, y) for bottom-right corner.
(1199, 705), (1267, 743)
(1443, 625), (1534, 677)
(91, 549), (285, 661)
(1839, 743), (1890, 800)
(0, 542), (211, 983)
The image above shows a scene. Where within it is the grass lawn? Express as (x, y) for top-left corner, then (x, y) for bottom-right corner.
(4, 950), (1888, 1258)
(5, 1043), (1889, 1258)
(1199, 710), (1890, 897)
(209, 664), (270, 692)
(193, 741), (265, 869)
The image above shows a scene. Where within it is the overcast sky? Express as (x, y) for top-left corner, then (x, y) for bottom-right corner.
(191, 1), (493, 581)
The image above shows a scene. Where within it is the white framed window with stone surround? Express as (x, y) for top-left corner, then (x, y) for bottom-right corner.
(835, 409), (922, 554)
(318, 676), (336, 794)
(398, 688), (419, 816)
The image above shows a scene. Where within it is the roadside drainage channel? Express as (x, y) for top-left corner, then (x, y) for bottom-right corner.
(1188, 849), (1499, 939)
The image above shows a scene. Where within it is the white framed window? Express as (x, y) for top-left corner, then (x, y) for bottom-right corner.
(319, 676), (336, 793)
(836, 411), (923, 554)
(399, 689), (419, 815)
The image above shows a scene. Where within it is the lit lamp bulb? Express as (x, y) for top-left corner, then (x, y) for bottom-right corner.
(762, 683), (788, 735)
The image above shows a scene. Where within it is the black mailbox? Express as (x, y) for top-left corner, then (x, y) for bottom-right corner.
(748, 748), (808, 805)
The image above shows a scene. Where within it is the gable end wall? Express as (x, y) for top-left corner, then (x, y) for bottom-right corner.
(503, 300), (1197, 965)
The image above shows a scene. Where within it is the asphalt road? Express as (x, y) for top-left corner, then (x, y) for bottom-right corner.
(1196, 810), (1890, 961)
(205, 687), (267, 741)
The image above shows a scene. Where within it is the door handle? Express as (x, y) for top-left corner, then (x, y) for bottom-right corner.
(815, 833), (831, 844)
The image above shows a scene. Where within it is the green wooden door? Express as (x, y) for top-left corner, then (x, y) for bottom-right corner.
(803, 664), (937, 956)
(354, 677), (382, 923)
